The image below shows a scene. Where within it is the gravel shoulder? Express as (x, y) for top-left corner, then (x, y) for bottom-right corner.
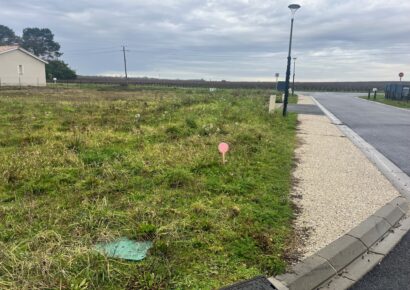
(293, 95), (400, 258)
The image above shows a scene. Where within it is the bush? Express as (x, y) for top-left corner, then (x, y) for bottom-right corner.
(46, 60), (76, 80)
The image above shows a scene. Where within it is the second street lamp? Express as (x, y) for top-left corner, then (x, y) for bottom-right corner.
(283, 4), (301, 116)
(292, 57), (297, 96)
(275, 72), (280, 91)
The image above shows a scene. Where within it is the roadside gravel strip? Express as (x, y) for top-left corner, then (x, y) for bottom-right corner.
(293, 95), (399, 258)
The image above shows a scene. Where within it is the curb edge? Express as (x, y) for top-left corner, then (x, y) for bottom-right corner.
(273, 201), (408, 290)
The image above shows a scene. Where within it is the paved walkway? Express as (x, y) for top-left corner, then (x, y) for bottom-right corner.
(305, 92), (410, 289)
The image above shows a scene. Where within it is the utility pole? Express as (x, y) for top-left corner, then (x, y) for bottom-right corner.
(122, 45), (128, 84)
(292, 57), (297, 96)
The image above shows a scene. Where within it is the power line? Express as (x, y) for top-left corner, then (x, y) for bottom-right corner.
(63, 46), (122, 53)
(66, 49), (122, 56)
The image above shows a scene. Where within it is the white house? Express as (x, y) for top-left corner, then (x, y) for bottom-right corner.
(0, 45), (48, 86)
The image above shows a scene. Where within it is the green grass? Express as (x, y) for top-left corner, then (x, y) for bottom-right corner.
(361, 94), (410, 109)
(272, 91), (297, 105)
(0, 87), (297, 289)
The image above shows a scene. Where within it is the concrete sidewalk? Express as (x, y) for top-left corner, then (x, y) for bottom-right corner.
(307, 92), (410, 290)
(293, 95), (399, 258)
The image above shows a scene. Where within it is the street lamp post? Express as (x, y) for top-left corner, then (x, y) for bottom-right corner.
(283, 4), (301, 116)
(292, 57), (297, 96)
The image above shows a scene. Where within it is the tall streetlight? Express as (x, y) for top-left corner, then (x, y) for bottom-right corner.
(275, 73), (280, 91)
(292, 57), (297, 96)
(283, 4), (301, 116)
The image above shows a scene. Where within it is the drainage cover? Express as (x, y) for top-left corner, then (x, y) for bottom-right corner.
(94, 238), (153, 261)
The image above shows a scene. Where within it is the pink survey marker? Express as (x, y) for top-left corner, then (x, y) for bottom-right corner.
(218, 142), (229, 154)
(218, 142), (229, 164)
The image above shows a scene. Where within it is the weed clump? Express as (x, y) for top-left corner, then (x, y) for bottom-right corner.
(165, 126), (185, 139)
(136, 223), (157, 240)
(229, 205), (241, 218)
(185, 117), (198, 129)
(191, 201), (209, 215)
(162, 168), (193, 188)
(199, 123), (221, 136)
(66, 133), (85, 152)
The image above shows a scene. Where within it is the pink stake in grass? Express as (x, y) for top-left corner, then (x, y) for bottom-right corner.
(218, 142), (230, 164)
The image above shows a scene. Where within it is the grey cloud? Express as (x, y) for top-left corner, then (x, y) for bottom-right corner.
(1, 0), (409, 81)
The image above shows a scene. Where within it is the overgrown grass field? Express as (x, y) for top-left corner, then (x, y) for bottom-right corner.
(0, 87), (297, 289)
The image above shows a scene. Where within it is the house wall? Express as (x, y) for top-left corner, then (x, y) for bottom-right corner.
(0, 50), (46, 86)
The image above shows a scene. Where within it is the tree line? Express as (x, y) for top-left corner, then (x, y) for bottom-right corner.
(0, 25), (76, 80)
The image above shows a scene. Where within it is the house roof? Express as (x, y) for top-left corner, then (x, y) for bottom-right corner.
(0, 45), (19, 53)
(0, 45), (48, 64)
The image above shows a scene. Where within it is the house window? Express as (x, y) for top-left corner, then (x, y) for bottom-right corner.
(18, 65), (24, 75)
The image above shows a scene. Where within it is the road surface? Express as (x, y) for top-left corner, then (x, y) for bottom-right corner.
(307, 92), (410, 290)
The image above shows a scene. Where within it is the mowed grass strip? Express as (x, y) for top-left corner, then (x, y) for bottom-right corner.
(0, 87), (297, 289)
(361, 94), (410, 109)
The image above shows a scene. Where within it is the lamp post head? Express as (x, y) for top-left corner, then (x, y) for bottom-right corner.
(288, 4), (301, 16)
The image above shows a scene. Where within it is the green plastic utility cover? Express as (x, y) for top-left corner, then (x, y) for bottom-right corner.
(94, 238), (152, 261)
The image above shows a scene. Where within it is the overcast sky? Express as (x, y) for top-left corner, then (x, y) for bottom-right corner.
(2, 0), (410, 81)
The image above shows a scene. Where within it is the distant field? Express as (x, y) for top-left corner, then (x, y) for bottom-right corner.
(361, 94), (410, 109)
(0, 86), (297, 289)
(45, 75), (409, 91)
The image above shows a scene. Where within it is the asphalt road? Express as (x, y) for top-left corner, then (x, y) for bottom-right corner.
(306, 92), (410, 290)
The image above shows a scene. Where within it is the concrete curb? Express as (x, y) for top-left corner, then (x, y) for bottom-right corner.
(271, 198), (409, 290)
(318, 215), (410, 289)
(269, 96), (410, 290)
